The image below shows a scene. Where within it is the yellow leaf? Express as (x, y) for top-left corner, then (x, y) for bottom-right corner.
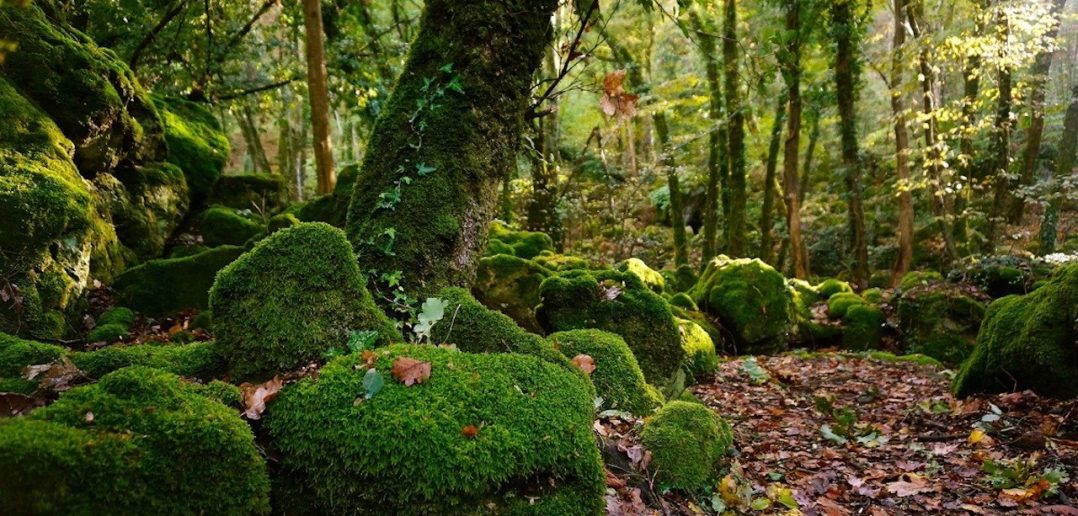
(968, 428), (986, 444)
(719, 474), (740, 505)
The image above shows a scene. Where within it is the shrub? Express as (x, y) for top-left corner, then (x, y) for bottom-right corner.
(200, 206), (265, 247)
(266, 344), (604, 514)
(0, 332), (67, 394)
(114, 245), (245, 316)
(0, 367), (270, 513)
(537, 269), (683, 382)
(547, 329), (662, 416)
(690, 256), (793, 355)
(640, 401), (732, 489)
(71, 341), (225, 380)
(432, 287), (566, 365)
(210, 223), (400, 380)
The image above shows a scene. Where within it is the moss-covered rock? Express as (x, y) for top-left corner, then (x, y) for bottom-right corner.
(200, 206), (265, 247)
(898, 270), (945, 292)
(615, 258), (665, 293)
(266, 344), (604, 514)
(827, 292), (867, 319)
(668, 292), (698, 311)
(153, 96), (229, 204)
(689, 256), (793, 355)
(431, 287), (566, 366)
(472, 254), (551, 332)
(816, 278), (853, 298)
(661, 264), (698, 294)
(71, 341), (225, 380)
(210, 223), (400, 380)
(537, 269), (683, 382)
(85, 307), (135, 343)
(267, 212), (300, 233)
(677, 317), (719, 378)
(114, 245), (245, 316)
(841, 304), (886, 351)
(0, 332), (68, 394)
(547, 329), (662, 416)
(486, 221), (554, 259)
(898, 283), (986, 364)
(953, 264), (1078, 398)
(168, 244), (209, 258)
(208, 174), (287, 214)
(532, 251), (591, 271)
(287, 163), (360, 227)
(0, 367), (269, 513)
(640, 401), (732, 489)
(95, 162), (190, 259)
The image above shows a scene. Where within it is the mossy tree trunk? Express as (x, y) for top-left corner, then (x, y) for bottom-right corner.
(687, 7), (726, 262)
(779, 0), (808, 279)
(1039, 84), (1078, 253)
(890, 0), (914, 287)
(346, 0), (558, 296)
(654, 113), (688, 267)
(302, 0), (336, 194)
(723, 0), (747, 257)
(986, 8), (1013, 252)
(758, 93), (786, 264)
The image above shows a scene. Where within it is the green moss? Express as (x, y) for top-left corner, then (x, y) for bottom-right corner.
(677, 318), (719, 378)
(615, 258), (665, 293)
(486, 221), (555, 259)
(200, 206), (265, 247)
(210, 223), (401, 380)
(841, 304), (886, 351)
(547, 329), (662, 416)
(816, 278), (853, 298)
(661, 264), (698, 294)
(537, 269), (684, 382)
(71, 341), (225, 380)
(191, 310), (212, 330)
(86, 323), (128, 343)
(0, 332), (68, 394)
(0, 367), (270, 513)
(953, 263), (1078, 398)
(689, 256), (793, 355)
(532, 251), (591, 271)
(95, 162), (190, 259)
(208, 174), (287, 213)
(827, 292), (867, 319)
(861, 287), (885, 304)
(188, 379), (243, 408)
(432, 287), (567, 366)
(266, 344), (604, 514)
(640, 401), (732, 490)
(168, 244), (209, 258)
(153, 96), (229, 203)
(98, 306), (135, 327)
(267, 212), (300, 233)
(668, 292), (698, 311)
(288, 164), (360, 227)
(472, 254), (551, 332)
(114, 245), (245, 316)
(898, 284), (985, 364)
(898, 270), (945, 292)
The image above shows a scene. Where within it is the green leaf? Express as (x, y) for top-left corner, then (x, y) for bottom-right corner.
(362, 368), (384, 399)
(416, 162), (437, 176)
(347, 330), (379, 353)
(820, 424), (848, 444)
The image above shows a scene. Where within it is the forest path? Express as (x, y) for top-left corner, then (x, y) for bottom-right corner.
(684, 353), (1078, 514)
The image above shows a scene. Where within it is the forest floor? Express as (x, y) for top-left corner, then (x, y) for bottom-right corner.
(602, 353), (1078, 515)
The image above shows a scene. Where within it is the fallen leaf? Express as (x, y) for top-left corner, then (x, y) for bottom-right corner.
(571, 354), (596, 375)
(462, 424), (479, 439)
(391, 357), (431, 386)
(885, 473), (937, 497)
(0, 393), (37, 417)
(84, 411), (94, 423)
(241, 376), (283, 420)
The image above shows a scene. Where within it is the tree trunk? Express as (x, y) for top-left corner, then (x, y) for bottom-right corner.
(779, 0), (808, 278)
(302, 0), (336, 194)
(239, 104), (272, 175)
(759, 93), (787, 264)
(689, 8), (726, 262)
(1010, 0), (1067, 224)
(345, 0), (559, 296)
(526, 47), (562, 240)
(1039, 84), (1078, 253)
(987, 8), (1013, 252)
(831, 0), (869, 288)
(891, 0), (914, 286)
(799, 107), (820, 205)
(723, 0), (747, 256)
(654, 113), (688, 267)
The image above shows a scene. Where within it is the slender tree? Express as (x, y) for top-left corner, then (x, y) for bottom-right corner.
(1039, 84), (1078, 253)
(953, 0), (987, 247)
(687, 5), (726, 262)
(758, 93), (787, 263)
(723, 0), (747, 256)
(890, 0), (913, 285)
(302, 0), (336, 194)
(778, 0), (809, 278)
(986, 6), (1013, 251)
(654, 113), (689, 266)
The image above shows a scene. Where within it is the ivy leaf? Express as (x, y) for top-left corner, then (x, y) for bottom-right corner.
(362, 368), (384, 399)
(439, 62), (454, 73)
(416, 162), (437, 176)
(391, 357), (432, 386)
(347, 330), (379, 353)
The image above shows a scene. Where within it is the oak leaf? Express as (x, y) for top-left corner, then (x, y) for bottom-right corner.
(241, 376), (283, 420)
(391, 357), (431, 386)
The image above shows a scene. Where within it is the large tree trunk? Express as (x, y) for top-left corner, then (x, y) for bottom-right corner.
(302, 0), (336, 194)
(345, 0), (559, 296)
(758, 93), (787, 264)
(779, 0), (808, 279)
(654, 113), (688, 267)
(1039, 84), (1078, 253)
(689, 9), (725, 262)
(723, 0), (747, 256)
(831, 0), (869, 288)
(891, 0), (914, 286)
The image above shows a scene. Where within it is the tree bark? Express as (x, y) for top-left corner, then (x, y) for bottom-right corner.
(890, 0), (914, 286)
(1039, 84), (1078, 253)
(779, 0), (808, 278)
(799, 106), (820, 205)
(987, 8), (1013, 252)
(239, 104), (272, 175)
(345, 0), (560, 296)
(302, 0), (336, 194)
(759, 93), (787, 264)
(688, 8), (726, 262)
(654, 113), (688, 267)
(724, 0), (747, 256)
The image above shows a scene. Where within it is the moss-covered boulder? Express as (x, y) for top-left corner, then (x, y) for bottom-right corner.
(0, 3), (165, 175)
(827, 292), (867, 319)
(114, 245), (245, 316)
(431, 287), (566, 365)
(94, 162), (189, 258)
(153, 96), (229, 204)
(677, 317), (719, 378)
(953, 264), (1078, 397)
(0, 366), (269, 513)
(640, 401), (732, 489)
(537, 269), (683, 382)
(86, 306), (135, 343)
(208, 174), (287, 213)
(816, 278), (853, 299)
(615, 258), (665, 293)
(0, 332), (68, 394)
(486, 221), (554, 259)
(898, 283), (986, 364)
(533, 251), (591, 271)
(472, 254), (551, 332)
(841, 304), (886, 351)
(689, 256), (793, 355)
(71, 341), (225, 380)
(200, 206), (265, 247)
(898, 270), (945, 292)
(210, 223), (400, 380)
(266, 344), (604, 514)
(547, 329), (662, 416)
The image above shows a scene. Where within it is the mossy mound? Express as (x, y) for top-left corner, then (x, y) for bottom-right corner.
(208, 174), (287, 213)
(532, 251), (591, 271)
(96, 162), (190, 259)
(0, 367), (270, 513)
(816, 278), (853, 299)
(200, 206), (265, 247)
(431, 287), (566, 366)
(267, 212), (300, 233)
(153, 96), (229, 204)
(71, 341), (225, 380)
(615, 258), (665, 293)
(689, 256), (793, 355)
(86, 306), (135, 343)
(266, 344), (604, 514)
(210, 223), (400, 380)
(841, 304), (886, 351)
(536, 269), (684, 382)
(898, 270), (945, 292)
(827, 292), (867, 319)
(953, 263), (1078, 398)
(677, 318), (719, 378)
(114, 245), (244, 316)
(547, 329), (662, 416)
(660, 264), (698, 294)
(898, 283), (986, 364)
(0, 332), (68, 394)
(472, 254), (551, 332)
(668, 292), (698, 311)
(640, 401), (732, 489)
(485, 221), (554, 259)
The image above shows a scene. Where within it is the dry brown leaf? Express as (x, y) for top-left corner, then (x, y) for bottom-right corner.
(885, 473), (937, 497)
(461, 424), (479, 439)
(603, 70), (627, 96)
(241, 376), (283, 420)
(571, 354), (595, 375)
(391, 357), (431, 386)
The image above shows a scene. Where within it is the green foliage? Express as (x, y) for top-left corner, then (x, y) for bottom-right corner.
(537, 269), (684, 382)
(432, 287), (567, 366)
(153, 96), (229, 203)
(640, 401), (732, 490)
(898, 284), (985, 364)
(547, 329), (662, 416)
(0, 367), (270, 513)
(0, 332), (67, 394)
(210, 223), (400, 380)
(200, 206), (265, 247)
(615, 257), (666, 293)
(953, 263), (1078, 398)
(114, 245), (245, 316)
(413, 296), (448, 343)
(266, 344), (604, 514)
(690, 256), (793, 355)
(676, 317), (719, 378)
(71, 341), (226, 380)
